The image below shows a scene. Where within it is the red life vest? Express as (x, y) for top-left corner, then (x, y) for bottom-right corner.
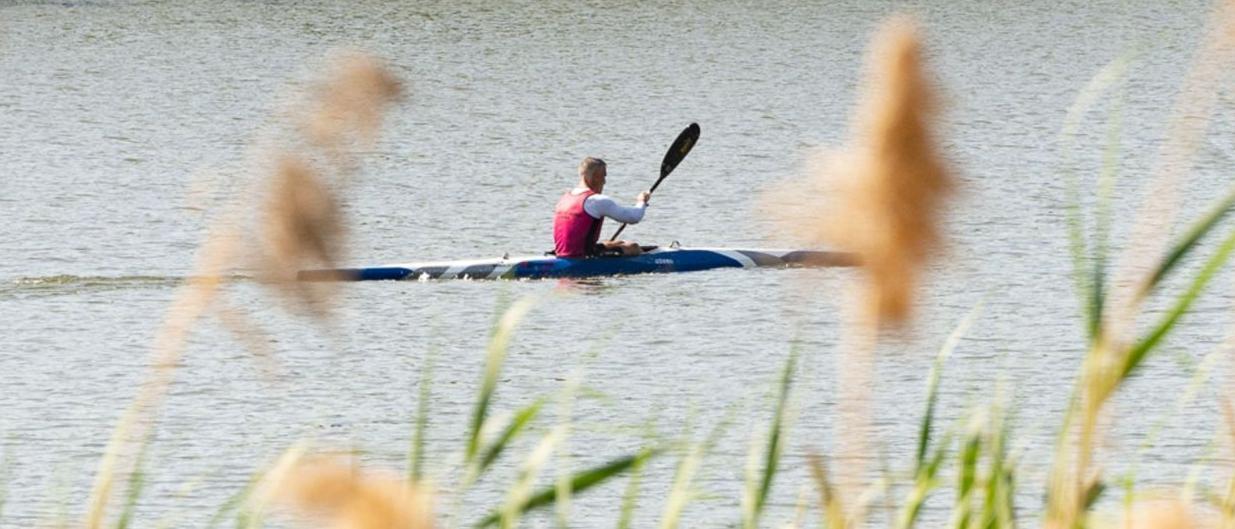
(553, 189), (603, 258)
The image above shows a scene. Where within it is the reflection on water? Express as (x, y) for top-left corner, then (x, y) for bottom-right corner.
(551, 277), (619, 294)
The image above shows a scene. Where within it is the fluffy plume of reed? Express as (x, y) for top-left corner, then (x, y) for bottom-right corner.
(762, 16), (953, 329)
(1118, 499), (1210, 529)
(274, 458), (433, 529)
(818, 16), (954, 328)
(257, 155), (347, 313)
(301, 53), (404, 149)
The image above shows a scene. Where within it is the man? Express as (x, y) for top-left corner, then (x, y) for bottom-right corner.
(553, 157), (650, 257)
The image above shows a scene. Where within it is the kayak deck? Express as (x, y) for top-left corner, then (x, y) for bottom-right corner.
(299, 247), (855, 281)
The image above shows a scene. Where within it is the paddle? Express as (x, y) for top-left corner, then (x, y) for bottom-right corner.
(608, 122), (700, 241)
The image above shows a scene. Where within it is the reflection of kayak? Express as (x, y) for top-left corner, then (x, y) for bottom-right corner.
(298, 247), (857, 281)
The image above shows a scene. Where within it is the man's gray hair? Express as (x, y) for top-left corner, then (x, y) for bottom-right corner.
(578, 157), (606, 178)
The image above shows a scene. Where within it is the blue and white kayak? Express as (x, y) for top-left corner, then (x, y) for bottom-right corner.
(299, 247), (855, 281)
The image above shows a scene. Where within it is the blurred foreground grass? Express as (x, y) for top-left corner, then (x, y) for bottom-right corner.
(8, 6), (1235, 529)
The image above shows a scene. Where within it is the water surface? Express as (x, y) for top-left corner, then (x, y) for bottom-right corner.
(1, 1), (1232, 527)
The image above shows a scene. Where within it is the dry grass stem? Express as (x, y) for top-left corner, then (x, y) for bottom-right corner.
(86, 224), (240, 529)
(834, 299), (876, 519)
(807, 454), (847, 529)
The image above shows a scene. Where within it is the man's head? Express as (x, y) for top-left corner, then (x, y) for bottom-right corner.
(578, 157), (607, 192)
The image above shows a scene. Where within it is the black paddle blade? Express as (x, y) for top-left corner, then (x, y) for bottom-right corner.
(610, 123), (700, 242)
(654, 122), (700, 189)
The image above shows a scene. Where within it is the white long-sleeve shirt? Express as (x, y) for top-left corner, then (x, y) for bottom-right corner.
(569, 188), (647, 224)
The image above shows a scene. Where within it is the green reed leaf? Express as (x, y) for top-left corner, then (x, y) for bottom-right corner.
(1087, 81), (1127, 341)
(475, 450), (657, 528)
(898, 436), (951, 529)
(468, 297), (539, 465)
(205, 481), (253, 529)
(978, 408), (1017, 529)
(115, 431), (155, 529)
(1140, 186), (1235, 298)
(746, 350), (797, 528)
(1060, 55), (1131, 340)
(1083, 480), (1106, 511)
(660, 418), (729, 529)
(409, 353), (434, 484)
(478, 398), (546, 476)
(616, 447), (651, 529)
(917, 300), (984, 470)
(952, 428), (982, 529)
(1123, 226), (1235, 380)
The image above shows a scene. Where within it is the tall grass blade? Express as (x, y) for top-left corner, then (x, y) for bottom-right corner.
(661, 419), (729, 529)
(1060, 55), (1132, 339)
(896, 303), (985, 529)
(114, 434), (154, 529)
(742, 350), (797, 529)
(916, 358), (943, 471)
(917, 300), (984, 470)
(204, 479), (254, 529)
(658, 444), (701, 529)
(1087, 82), (1126, 340)
(807, 454), (845, 529)
(476, 450), (656, 528)
(616, 448), (651, 529)
(496, 426), (564, 529)
(237, 443), (308, 529)
(897, 436), (950, 529)
(1082, 480), (1106, 511)
(978, 405), (1016, 529)
(409, 352), (434, 484)
(950, 426), (982, 529)
(553, 385), (582, 529)
(468, 297), (539, 465)
(1123, 226), (1235, 380)
(1140, 186), (1235, 298)
(478, 398), (545, 477)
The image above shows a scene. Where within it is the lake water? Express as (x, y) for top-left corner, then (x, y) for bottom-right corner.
(2, 1), (1234, 527)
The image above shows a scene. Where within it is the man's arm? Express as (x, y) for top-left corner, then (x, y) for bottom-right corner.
(584, 194), (647, 224)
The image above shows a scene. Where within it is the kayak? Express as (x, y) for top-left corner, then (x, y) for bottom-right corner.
(299, 246), (856, 281)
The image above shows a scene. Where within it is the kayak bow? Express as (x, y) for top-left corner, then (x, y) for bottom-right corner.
(299, 247), (855, 281)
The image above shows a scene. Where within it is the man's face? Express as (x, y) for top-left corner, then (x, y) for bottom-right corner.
(595, 168), (606, 191)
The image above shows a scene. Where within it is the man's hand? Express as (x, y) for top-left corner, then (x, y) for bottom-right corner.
(636, 191), (651, 205)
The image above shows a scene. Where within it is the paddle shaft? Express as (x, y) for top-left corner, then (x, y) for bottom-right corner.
(608, 174), (665, 241)
(608, 123), (699, 242)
